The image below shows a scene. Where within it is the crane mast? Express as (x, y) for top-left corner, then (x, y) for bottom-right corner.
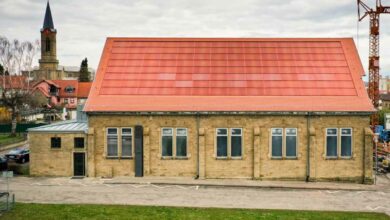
(357, 0), (390, 126)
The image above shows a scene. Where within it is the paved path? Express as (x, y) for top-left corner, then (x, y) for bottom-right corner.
(1, 176), (390, 215)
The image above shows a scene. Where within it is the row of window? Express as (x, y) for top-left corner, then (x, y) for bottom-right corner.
(51, 137), (84, 149)
(104, 127), (353, 159)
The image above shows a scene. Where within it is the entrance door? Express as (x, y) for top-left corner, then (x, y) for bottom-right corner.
(134, 125), (144, 177)
(73, 152), (85, 176)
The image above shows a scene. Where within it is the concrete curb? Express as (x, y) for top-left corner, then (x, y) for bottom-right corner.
(0, 140), (28, 152)
(103, 180), (379, 192)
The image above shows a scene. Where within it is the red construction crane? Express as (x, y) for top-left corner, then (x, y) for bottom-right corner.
(357, 0), (390, 126)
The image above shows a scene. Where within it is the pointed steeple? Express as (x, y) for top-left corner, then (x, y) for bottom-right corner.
(42, 1), (54, 30)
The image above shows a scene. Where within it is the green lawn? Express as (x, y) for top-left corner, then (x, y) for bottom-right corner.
(0, 134), (25, 146)
(1, 203), (388, 220)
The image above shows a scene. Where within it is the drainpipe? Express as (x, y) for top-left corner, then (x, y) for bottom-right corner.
(306, 112), (311, 182)
(195, 113), (200, 179)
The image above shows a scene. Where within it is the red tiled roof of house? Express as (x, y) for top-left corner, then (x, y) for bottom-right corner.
(77, 82), (92, 98)
(85, 37), (374, 112)
(52, 80), (78, 97)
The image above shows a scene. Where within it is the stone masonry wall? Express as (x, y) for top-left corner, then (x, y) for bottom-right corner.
(29, 132), (87, 176)
(87, 114), (372, 183)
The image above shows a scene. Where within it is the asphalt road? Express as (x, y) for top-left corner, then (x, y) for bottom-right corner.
(2, 176), (390, 215)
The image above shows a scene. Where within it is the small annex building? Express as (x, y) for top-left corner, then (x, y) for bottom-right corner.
(30, 37), (375, 183)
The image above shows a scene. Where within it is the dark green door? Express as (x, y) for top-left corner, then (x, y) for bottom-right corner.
(73, 152), (85, 176)
(134, 125), (143, 177)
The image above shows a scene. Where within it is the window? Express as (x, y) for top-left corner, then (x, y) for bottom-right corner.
(231, 128), (242, 157)
(74, 137), (84, 148)
(45, 37), (50, 52)
(65, 86), (75, 93)
(64, 98), (68, 104)
(107, 128), (118, 157)
(216, 128), (228, 157)
(215, 128), (242, 158)
(271, 128), (298, 158)
(326, 128), (338, 157)
(176, 128), (187, 157)
(286, 128), (297, 157)
(162, 128), (173, 156)
(121, 128), (132, 157)
(271, 128), (283, 157)
(341, 128), (352, 157)
(70, 98), (75, 104)
(326, 128), (353, 158)
(51, 137), (61, 148)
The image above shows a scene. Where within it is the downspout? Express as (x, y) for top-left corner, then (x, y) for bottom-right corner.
(195, 113), (200, 179)
(306, 112), (311, 182)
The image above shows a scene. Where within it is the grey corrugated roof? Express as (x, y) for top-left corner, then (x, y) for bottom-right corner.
(28, 120), (88, 133)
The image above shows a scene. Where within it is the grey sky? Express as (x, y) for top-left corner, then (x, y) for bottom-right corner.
(1, 0), (390, 77)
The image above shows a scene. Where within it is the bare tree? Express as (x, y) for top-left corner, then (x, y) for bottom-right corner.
(0, 36), (40, 136)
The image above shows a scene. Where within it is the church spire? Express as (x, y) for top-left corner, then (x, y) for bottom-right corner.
(42, 1), (54, 30)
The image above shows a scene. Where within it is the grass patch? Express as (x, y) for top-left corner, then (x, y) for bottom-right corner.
(1, 203), (388, 220)
(0, 134), (25, 146)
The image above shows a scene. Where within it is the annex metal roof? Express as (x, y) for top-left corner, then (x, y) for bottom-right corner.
(85, 37), (374, 113)
(28, 120), (88, 133)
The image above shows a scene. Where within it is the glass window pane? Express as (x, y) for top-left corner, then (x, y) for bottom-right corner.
(162, 128), (173, 136)
(326, 136), (337, 157)
(162, 136), (173, 156)
(107, 128), (117, 135)
(341, 136), (352, 157)
(272, 136), (282, 157)
(177, 128), (187, 136)
(122, 136), (132, 157)
(272, 128), (283, 135)
(122, 128), (132, 135)
(74, 138), (84, 148)
(327, 128), (337, 135)
(286, 136), (297, 157)
(341, 128), (351, 135)
(217, 136), (227, 157)
(107, 136), (118, 156)
(217, 128), (227, 135)
(231, 128), (242, 136)
(286, 128), (297, 135)
(176, 136), (187, 157)
(231, 136), (242, 157)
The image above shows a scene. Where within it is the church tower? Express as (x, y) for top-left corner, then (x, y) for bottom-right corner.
(39, 1), (59, 79)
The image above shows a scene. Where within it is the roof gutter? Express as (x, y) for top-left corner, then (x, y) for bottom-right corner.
(86, 111), (374, 116)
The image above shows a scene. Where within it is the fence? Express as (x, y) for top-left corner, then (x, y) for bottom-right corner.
(0, 123), (47, 133)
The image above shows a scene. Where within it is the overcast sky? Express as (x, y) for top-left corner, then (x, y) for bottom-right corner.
(1, 0), (390, 78)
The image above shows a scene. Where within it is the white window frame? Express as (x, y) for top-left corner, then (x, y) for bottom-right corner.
(175, 128), (188, 158)
(230, 128), (243, 158)
(271, 128), (283, 159)
(340, 128), (353, 158)
(285, 128), (298, 158)
(216, 128), (228, 158)
(106, 127), (118, 157)
(325, 128), (339, 158)
(161, 127), (174, 157)
(121, 127), (133, 158)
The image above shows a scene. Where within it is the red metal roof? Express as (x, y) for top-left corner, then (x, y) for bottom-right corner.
(85, 37), (374, 112)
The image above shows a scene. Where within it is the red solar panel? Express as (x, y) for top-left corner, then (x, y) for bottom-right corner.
(85, 38), (373, 112)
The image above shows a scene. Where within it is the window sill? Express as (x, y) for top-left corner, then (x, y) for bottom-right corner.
(105, 156), (119, 159)
(160, 156), (189, 160)
(271, 157), (283, 160)
(50, 148), (61, 150)
(325, 157), (338, 160)
(120, 156), (133, 160)
(215, 156), (243, 160)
